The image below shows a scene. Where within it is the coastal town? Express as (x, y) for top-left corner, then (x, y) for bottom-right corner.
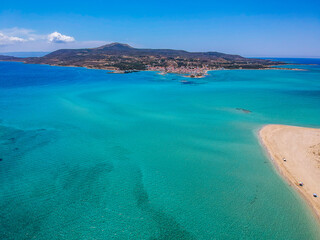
(147, 65), (212, 77)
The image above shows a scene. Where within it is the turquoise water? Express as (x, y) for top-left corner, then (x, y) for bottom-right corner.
(0, 60), (320, 239)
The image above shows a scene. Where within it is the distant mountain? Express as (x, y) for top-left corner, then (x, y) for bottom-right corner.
(0, 55), (21, 61)
(0, 52), (49, 58)
(95, 42), (134, 50)
(1, 43), (282, 72)
(42, 42), (247, 61)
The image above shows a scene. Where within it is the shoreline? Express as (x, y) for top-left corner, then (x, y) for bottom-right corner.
(259, 124), (320, 224)
(0, 60), (306, 74)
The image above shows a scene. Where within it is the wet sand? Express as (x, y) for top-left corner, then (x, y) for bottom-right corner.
(259, 124), (320, 222)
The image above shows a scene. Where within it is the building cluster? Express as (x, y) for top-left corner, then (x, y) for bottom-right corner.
(148, 65), (210, 76)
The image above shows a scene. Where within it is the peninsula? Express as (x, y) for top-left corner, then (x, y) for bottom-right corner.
(0, 43), (283, 76)
(260, 124), (320, 222)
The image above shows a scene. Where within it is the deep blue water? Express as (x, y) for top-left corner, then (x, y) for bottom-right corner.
(266, 58), (320, 65)
(0, 59), (320, 239)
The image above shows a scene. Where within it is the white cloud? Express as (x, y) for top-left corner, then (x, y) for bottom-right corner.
(48, 32), (75, 43)
(1, 27), (35, 37)
(0, 32), (25, 45)
(0, 28), (76, 46)
(0, 28), (45, 46)
(0, 27), (107, 52)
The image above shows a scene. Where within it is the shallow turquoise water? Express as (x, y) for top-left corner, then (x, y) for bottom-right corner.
(0, 61), (320, 239)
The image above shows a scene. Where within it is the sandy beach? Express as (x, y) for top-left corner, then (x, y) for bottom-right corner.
(260, 124), (320, 222)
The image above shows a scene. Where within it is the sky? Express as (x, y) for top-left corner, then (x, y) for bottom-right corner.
(0, 0), (320, 57)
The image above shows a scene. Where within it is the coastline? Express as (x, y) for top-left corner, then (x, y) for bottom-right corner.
(259, 124), (320, 223)
(0, 60), (306, 75)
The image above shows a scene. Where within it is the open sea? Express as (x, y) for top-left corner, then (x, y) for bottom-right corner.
(0, 59), (320, 239)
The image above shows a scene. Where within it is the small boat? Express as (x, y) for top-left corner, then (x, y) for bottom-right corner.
(298, 182), (303, 186)
(313, 193), (318, 198)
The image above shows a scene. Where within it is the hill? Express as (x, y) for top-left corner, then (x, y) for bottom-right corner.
(1, 43), (282, 74)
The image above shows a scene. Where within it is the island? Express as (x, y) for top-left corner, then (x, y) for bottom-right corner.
(0, 43), (285, 76)
(260, 124), (320, 222)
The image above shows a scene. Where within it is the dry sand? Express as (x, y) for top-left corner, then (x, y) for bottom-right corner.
(259, 124), (320, 222)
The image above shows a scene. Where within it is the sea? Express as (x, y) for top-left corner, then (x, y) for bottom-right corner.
(0, 58), (320, 239)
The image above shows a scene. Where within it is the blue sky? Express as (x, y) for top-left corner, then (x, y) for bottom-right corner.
(0, 0), (319, 57)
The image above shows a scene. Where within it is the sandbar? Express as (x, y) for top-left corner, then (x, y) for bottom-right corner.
(259, 124), (320, 222)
